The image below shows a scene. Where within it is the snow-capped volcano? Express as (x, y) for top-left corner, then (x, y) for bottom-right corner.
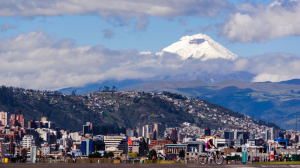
(156, 34), (238, 61)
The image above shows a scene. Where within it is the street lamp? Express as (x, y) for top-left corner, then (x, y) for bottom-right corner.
(273, 117), (283, 140)
(295, 112), (299, 161)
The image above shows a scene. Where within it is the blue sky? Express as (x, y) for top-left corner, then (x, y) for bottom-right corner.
(1, 0), (299, 57)
(0, 0), (300, 90)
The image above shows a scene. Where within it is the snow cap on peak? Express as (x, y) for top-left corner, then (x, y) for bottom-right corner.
(179, 33), (211, 41)
(157, 33), (238, 61)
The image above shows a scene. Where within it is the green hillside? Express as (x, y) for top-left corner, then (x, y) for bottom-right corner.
(127, 79), (300, 130)
(0, 86), (244, 131)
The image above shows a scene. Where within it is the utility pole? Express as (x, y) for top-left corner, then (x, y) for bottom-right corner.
(296, 113), (298, 161)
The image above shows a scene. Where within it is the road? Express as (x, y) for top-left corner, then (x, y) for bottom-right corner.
(1, 163), (300, 168)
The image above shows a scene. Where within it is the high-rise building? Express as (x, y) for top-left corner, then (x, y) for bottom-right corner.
(28, 120), (37, 129)
(83, 122), (93, 135)
(224, 132), (234, 140)
(30, 146), (37, 163)
(40, 117), (55, 129)
(126, 129), (136, 137)
(21, 135), (35, 148)
(136, 126), (141, 137)
(279, 132), (285, 139)
(0, 142), (15, 157)
(142, 125), (153, 137)
(0, 111), (8, 126)
(9, 110), (25, 128)
(153, 123), (161, 139)
(103, 135), (126, 152)
(170, 128), (178, 141)
(205, 128), (211, 136)
(81, 139), (94, 155)
(234, 131), (243, 139)
(41, 117), (48, 122)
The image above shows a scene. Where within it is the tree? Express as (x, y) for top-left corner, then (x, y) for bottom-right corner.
(179, 150), (185, 158)
(99, 87), (102, 92)
(103, 86), (109, 92)
(111, 86), (116, 97)
(107, 151), (114, 159)
(103, 152), (108, 158)
(88, 152), (101, 158)
(148, 149), (157, 160)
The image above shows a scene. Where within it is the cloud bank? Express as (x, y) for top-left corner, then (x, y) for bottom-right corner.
(0, 30), (299, 90)
(223, 0), (300, 42)
(0, 0), (231, 30)
(0, 30), (193, 90)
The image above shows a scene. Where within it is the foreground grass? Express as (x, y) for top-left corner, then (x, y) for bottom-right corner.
(254, 161), (300, 165)
(145, 160), (185, 164)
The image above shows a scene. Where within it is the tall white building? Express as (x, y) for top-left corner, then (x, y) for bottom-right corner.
(104, 135), (126, 151)
(36, 128), (50, 142)
(0, 111), (8, 126)
(21, 135), (35, 148)
(142, 125), (153, 137)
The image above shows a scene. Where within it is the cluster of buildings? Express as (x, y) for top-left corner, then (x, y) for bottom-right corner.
(0, 90), (300, 161)
(1, 108), (299, 161)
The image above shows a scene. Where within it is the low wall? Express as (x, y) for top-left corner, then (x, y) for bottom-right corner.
(72, 158), (120, 164)
(47, 158), (120, 164)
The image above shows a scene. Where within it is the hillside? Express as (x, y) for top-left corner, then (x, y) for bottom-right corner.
(126, 79), (300, 130)
(0, 86), (268, 131)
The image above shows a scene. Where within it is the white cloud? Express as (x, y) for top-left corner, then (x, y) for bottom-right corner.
(0, 30), (192, 90)
(223, 0), (300, 42)
(0, 0), (231, 29)
(1, 30), (299, 91)
(1, 23), (15, 32)
(139, 51), (151, 55)
(248, 53), (300, 82)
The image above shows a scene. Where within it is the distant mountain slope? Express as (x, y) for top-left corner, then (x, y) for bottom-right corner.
(0, 86), (248, 131)
(278, 79), (300, 85)
(125, 79), (300, 130)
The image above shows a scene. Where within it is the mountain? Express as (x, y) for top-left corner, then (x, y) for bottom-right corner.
(125, 79), (300, 130)
(0, 86), (252, 131)
(59, 79), (145, 95)
(156, 34), (238, 61)
(278, 79), (300, 85)
(59, 34), (252, 95)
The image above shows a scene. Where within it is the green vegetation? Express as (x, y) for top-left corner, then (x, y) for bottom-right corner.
(148, 149), (157, 160)
(254, 161), (300, 165)
(176, 86), (300, 129)
(93, 125), (126, 135)
(179, 150), (185, 158)
(88, 152), (101, 158)
(0, 86), (252, 131)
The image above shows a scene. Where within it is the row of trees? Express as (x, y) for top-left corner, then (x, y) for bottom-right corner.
(162, 91), (186, 100)
(99, 86), (118, 92)
(89, 151), (114, 158)
(93, 125), (126, 135)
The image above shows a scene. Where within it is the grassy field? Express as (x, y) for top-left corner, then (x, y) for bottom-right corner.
(254, 161), (300, 165)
